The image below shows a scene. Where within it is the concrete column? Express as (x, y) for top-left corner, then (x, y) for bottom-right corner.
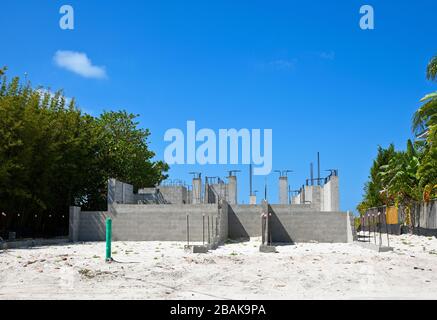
(330, 175), (340, 211)
(107, 178), (116, 206)
(261, 200), (270, 245)
(69, 206), (81, 242)
(279, 176), (288, 204)
(228, 175), (238, 205)
(192, 178), (202, 204)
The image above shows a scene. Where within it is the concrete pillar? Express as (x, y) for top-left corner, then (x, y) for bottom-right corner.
(279, 176), (288, 204)
(107, 178), (116, 206)
(330, 175), (340, 211)
(261, 200), (270, 245)
(69, 206), (81, 242)
(303, 185), (322, 210)
(228, 175), (238, 205)
(192, 178), (202, 204)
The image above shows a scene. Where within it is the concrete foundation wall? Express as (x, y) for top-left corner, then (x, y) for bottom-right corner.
(75, 204), (225, 242)
(228, 205), (263, 239)
(71, 203), (352, 244)
(227, 204), (352, 243)
(269, 205), (351, 243)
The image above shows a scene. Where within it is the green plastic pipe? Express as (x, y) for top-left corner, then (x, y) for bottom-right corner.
(106, 217), (112, 261)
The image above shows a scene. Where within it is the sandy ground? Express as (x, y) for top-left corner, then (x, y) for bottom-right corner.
(1, 234), (437, 300)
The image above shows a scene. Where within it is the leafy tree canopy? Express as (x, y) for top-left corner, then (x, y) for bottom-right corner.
(0, 68), (169, 237)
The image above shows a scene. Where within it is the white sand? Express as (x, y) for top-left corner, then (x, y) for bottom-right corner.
(1, 234), (437, 300)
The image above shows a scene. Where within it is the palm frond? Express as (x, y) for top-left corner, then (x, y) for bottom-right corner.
(427, 55), (437, 81)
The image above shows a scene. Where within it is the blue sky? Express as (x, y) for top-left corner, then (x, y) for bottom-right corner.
(1, 0), (436, 212)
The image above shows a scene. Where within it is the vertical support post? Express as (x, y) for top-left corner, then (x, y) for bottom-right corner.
(211, 218), (214, 242)
(207, 216), (210, 244)
(186, 215), (190, 246)
(261, 214), (265, 245)
(202, 215), (205, 245)
(106, 217), (112, 262)
(265, 211), (270, 246)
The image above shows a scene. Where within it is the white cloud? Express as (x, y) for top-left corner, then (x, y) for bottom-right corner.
(268, 59), (297, 70)
(54, 50), (107, 79)
(319, 51), (335, 60)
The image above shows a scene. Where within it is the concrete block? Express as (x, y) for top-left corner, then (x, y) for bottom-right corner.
(184, 245), (209, 254)
(259, 245), (277, 253)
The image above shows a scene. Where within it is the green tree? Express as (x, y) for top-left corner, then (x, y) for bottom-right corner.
(0, 70), (169, 237)
(427, 55), (437, 81)
(413, 54), (437, 201)
(358, 54), (437, 219)
(378, 140), (422, 227)
(357, 144), (396, 214)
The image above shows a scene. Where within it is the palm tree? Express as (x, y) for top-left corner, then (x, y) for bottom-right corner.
(412, 55), (437, 134)
(427, 55), (437, 81)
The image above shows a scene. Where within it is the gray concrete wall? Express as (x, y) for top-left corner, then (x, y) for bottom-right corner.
(211, 183), (228, 203)
(108, 179), (136, 205)
(269, 205), (351, 243)
(75, 204), (224, 242)
(304, 186), (322, 211)
(71, 202), (352, 244)
(79, 211), (108, 241)
(289, 176), (340, 212)
(227, 204), (352, 243)
(158, 185), (188, 204)
(227, 204), (263, 239)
